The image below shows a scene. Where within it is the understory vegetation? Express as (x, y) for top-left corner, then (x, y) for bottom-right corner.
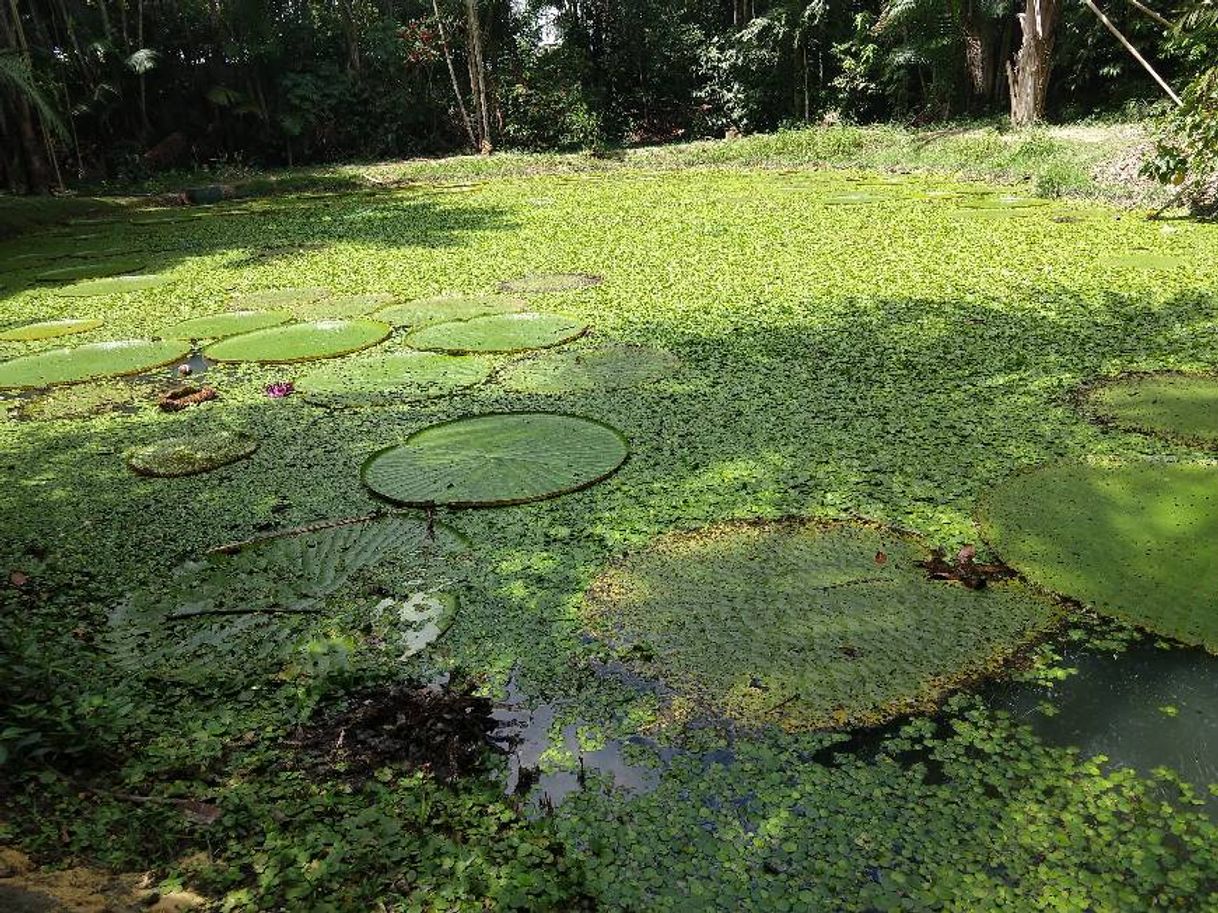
(1, 163), (1216, 910)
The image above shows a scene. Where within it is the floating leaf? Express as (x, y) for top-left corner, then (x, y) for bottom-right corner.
(1099, 252), (1186, 271)
(126, 430), (258, 477)
(374, 294), (525, 327)
(293, 293), (396, 320)
(0, 318), (103, 342)
(57, 274), (172, 297)
(204, 319), (390, 363)
(0, 338), (191, 389)
(164, 310), (292, 340)
(230, 287), (329, 309)
(498, 274), (602, 294)
(36, 259), (146, 283)
(362, 412), (628, 507)
(298, 352), (492, 406)
(405, 312), (587, 354)
(499, 344), (679, 393)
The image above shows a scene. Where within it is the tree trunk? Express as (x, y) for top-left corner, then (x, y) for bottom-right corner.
(432, 0), (477, 150)
(962, 1), (997, 111)
(464, 0), (491, 153)
(1008, 0), (1060, 126)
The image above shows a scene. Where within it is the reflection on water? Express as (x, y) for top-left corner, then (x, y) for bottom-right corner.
(990, 640), (1218, 815)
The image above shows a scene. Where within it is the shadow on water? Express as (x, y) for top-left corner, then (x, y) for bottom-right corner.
(988, 639), (1218, 817)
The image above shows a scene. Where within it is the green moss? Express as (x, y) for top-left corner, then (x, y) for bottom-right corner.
(125, 430), (258, 477)
(362, 412), (629, 507)
(0, 338), (191, 389)
(298, 352), (492, 406)
(203, 318), (391, 363)
(979, 461), (1218, 651)
(1085, 373), (1218, 448)
(374, 294), (525, 327)
(0, 318), (104, 342)
(163, 310), (292, 340)
(405, 312), (587, 354)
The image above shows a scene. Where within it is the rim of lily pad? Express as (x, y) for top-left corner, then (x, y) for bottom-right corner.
(164, 310), (292, 340)
(298, 351), (493, 407)
(0, 338), (192, 390)
(204, 318), (391, 363)
(583, 517), (1062, 731)
(56, 274), (173, 297)
(230, 287), (330, 309)
(0, 318), (104, 342)
(498, 273), (603, 295)
(499, 344), (680, 393)
(977, 458), (1218, 652)
(405, 312), (588, 355)
(374, 294), (526, 327)
(126, 430), (258, 477)
(1077, 371), (1218, 450)
(362, 411), (629, 508)
(37, 260), (147, 283)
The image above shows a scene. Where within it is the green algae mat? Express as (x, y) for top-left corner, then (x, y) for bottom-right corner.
(1084, 374), (1218, 448)
(204, 318), (391, 362)
(126, 431), (258, 477)
(585, 520), (1059, 729)
(0, 318), (104, 342)
(375, 294), (525, 327)
(164, 310), (292, 340)
(405, 312), (587, 354)
(979, 461), (1218, 651)
(0, 338), (190, 389)
(363, 413), (628, 507)
(298, 352), (492, 406)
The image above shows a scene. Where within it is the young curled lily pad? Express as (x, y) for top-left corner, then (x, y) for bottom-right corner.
(584, 520), (1060, 730)
(1083, 373), (1218, 449)
(498, 274), (602, 294)
(362, 412), (629, 507)
(298, 352), (492, 406)
(374, 294), (525, 327)
(979, 460), (1218, 651)
(0, 318), (104, 342)
(164, 310), (292, 340)
(500, 344), (679, 393)
(204, 318), (391, 363)
(125, 430), (257, 477)
(405, 312), (587, 354)
(0, 338), (191, 390)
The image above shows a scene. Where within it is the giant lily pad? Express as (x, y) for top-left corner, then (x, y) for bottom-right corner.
(1084, 374), (1218, 449)
(500, 345), (679, 393)
(0, 338), (191, 389)
(1099, 252), (1186, 271)
(164, 310), (292, 340)
(106, 515), (464, 682)
(298, 352), (492, 406)
(294, 293), (396, 320)
(979, 461), (1218, 651)
(204, 318), (391, 363)
(362, 412), (628, 507)
(19, 379), (146, 421)
(499, 274), (602, 294)
(57, 274), (172, 297)
(36, 259), (145, 283)
(374, 294), (525, 327)
(0, 318), (103, 342)
(405, 312), (587, 354)
(957, 194), (1048, 210)
(231, 287), (329, 309)
(126, 430), (258, 477)
(584, 520), (1059, 730)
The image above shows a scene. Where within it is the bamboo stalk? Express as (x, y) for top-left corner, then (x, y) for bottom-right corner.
(1082, 0), (1181, 106)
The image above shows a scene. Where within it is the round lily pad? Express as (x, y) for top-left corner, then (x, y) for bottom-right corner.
(374, 294), (525, 327)
(164, 310), (292, 340)
(824, 192), (889, 205)
(204, 319), (391, 363)
(498, 274), (603, 294)
(405, 312), (587, 354)
(500, 345), (679, 393)
(979, 461), (1218, 651)
(57, 274), (173, 297)
(958, 194), (1048, 210)
(362, 412), (628, 507)
(293, 293), (396, 320)
(0, 338), (192, 390)
(1100, 252), (1186, 271)
(1083, 374), (1218, 449)
(36, 259), (145, 283)
(231, 287), (329, 308)
(583, 520), (1059, 730)
(0, 318), (103, 342)
(19, 379), (145, 421)
(298, 352), (492, 406)
(126, 430), (257, 477)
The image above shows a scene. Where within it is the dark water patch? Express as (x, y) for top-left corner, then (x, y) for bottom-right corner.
(989, 640), (1218, 816)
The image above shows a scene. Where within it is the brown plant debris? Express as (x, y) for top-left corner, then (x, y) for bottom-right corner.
(158, 386), (218, 412)
(919, 544), (1014, 590)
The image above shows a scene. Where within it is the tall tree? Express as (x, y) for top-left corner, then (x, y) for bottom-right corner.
(1008, 0), (1060, 123)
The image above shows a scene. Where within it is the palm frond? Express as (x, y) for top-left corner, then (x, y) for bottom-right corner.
(0, 50), (68, 140)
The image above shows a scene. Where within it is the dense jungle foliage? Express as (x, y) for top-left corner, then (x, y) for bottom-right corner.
(0, 0), (1215, 191)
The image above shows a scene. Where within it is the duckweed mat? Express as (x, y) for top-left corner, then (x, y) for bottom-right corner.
(499, 344), (679, 393)
(0, 318), (104, 342)
(404, 312), (587, 354)
(979, 461), (1218, 650)
(204, 318), (391, 363)
(298, 352), (492, 406)
(584, 520), (1059, 729)
(0, 338), (191, 389)
(164, 310), (292, 340)
(126, 430), (258, 477)
(1084, 373), (1218, 448)
(374, 294), (526, 327)
(362, 412), (628, 507)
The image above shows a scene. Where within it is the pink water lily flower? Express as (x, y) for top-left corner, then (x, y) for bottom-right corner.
(265, 381), (294, 398)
